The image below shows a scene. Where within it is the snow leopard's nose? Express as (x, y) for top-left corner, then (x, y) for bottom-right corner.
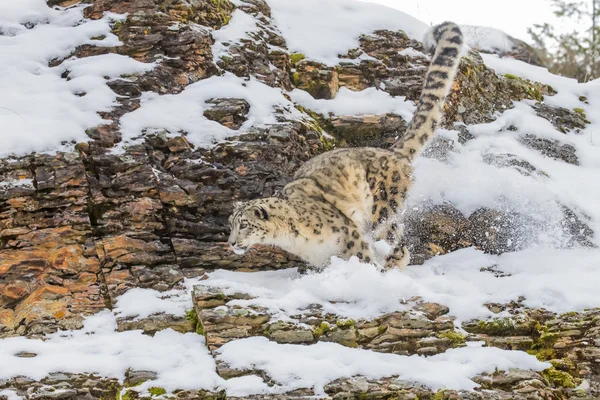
(227, 234), (237, 246)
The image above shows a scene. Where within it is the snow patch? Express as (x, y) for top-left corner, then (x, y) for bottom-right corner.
(290, 87), (415, 121)
(0, 178), (34, 190)
(58, 54), (155, 79)
(114, 287), (190, 320)
(0, 0), (154, 158)
(480, 54), (583, 108)
(0, 311), (221, 394)
(399, 47), (428, 58)
(201, 247), (600, 322)
(119, 73), (303, 147)
(211, 9), (260, 59)
(218, 337), (549, 395)
(461, 25), (517, 54)
(265, 0), (428, 65)
(0, 390), (22, 400)
(0, 305), (552, 397)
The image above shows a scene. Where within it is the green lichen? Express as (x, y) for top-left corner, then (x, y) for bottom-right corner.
(312, 321), (331, 337)
(573, 108), (587, 118)
(538, 331), (558, 347)
(476, 317), (515, 335)
(542, 366), (577, 388)
(291, 71), (301, 87)
(290, 53), (306, 65)
(526, 85), (544, 102)
(433, 389), (447, 400)
(148, 387), (167, 397)
(293, 104), (335, 148)
(319, 134), (335, 151)
(185, 309), (205, 335)
(208, 0), (233, 26)
(439, 330), (466, 346)
(527, 347), (556, 361)
(562, 311), (579, 317)
(336, 319), (356, 329)
(504, 73), (549, 101)
(119, 390), (138, 400)
(551, 358), (575, 371)
(528, 322), (557, 361)
(579, 95), (588, 103)
(219, 55), (232, 67)
(346, 48), (362, 59)
(215, 292), (227, 300)
(377, 325), (387, 335)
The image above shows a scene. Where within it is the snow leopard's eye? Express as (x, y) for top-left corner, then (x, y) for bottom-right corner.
(239, 222), (248, 229)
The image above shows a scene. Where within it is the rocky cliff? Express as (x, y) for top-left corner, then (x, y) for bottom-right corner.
(1, 0), (600, 399)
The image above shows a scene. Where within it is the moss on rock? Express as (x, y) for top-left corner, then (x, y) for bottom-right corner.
(148, 387), (167, 397)
(336, 319), (356, 329)
(542, 366), (578, 388)
(313, 321), (331, 337)
(290, 53), (306, 65)
(185, 309), (205, 335)
(439, 330), (466, 346)
(475, 317), (516, 335)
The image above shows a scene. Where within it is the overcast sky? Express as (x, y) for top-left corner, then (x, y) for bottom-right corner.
(362, 0), (567, 42)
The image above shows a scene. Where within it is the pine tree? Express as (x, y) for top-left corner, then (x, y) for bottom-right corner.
(528, 0), (599, 82)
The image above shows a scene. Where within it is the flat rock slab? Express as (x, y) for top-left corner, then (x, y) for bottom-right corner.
(193, 284), (460, 355)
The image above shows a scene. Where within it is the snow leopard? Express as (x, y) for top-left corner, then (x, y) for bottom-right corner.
(228, 21), (464, 269)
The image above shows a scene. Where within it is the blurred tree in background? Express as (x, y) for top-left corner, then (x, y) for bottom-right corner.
(529, 0), (599, 82)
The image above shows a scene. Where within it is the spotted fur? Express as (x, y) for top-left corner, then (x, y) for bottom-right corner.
(229, 22), (464, 269)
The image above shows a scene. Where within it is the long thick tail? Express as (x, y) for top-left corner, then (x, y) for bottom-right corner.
(391, 22), (464, 161)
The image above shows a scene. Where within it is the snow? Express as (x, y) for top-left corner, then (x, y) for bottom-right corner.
(113, 287), (190, 320)
(480, 54), (583, 108)
(211, 9), (260, 59)
(0, 309), (549, 397)
(265, 0), (428, 65)
(460, 25), (517, 53)
(0, 311), (221, 394)
(290, 87), (416, 121)
(0, 178), (34, 190)
(201, 247), (600, 322)
(57, 54), (155, 79)
(0, 390), (21, 400)
(399, 47), (428, 58)
(0, 0), (154, 158)
(218, 337), (549, 395)
(119, 73), (303, 147)
(2, 0), (600, 396)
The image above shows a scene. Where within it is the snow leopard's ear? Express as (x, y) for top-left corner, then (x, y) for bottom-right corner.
(253, 206), (269, 221)
(233, 201), (243, 210)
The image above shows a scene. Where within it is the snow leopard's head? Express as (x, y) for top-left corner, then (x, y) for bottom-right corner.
(228, 199), (282, 254)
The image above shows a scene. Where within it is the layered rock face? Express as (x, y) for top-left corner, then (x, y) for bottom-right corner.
(1, 0), (599, 399)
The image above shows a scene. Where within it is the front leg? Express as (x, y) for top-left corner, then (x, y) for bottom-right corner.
(375, 219), (410, 270)
(384, 244), (410, 270)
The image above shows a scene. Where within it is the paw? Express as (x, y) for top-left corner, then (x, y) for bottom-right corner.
(383, 246), (410, 270)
